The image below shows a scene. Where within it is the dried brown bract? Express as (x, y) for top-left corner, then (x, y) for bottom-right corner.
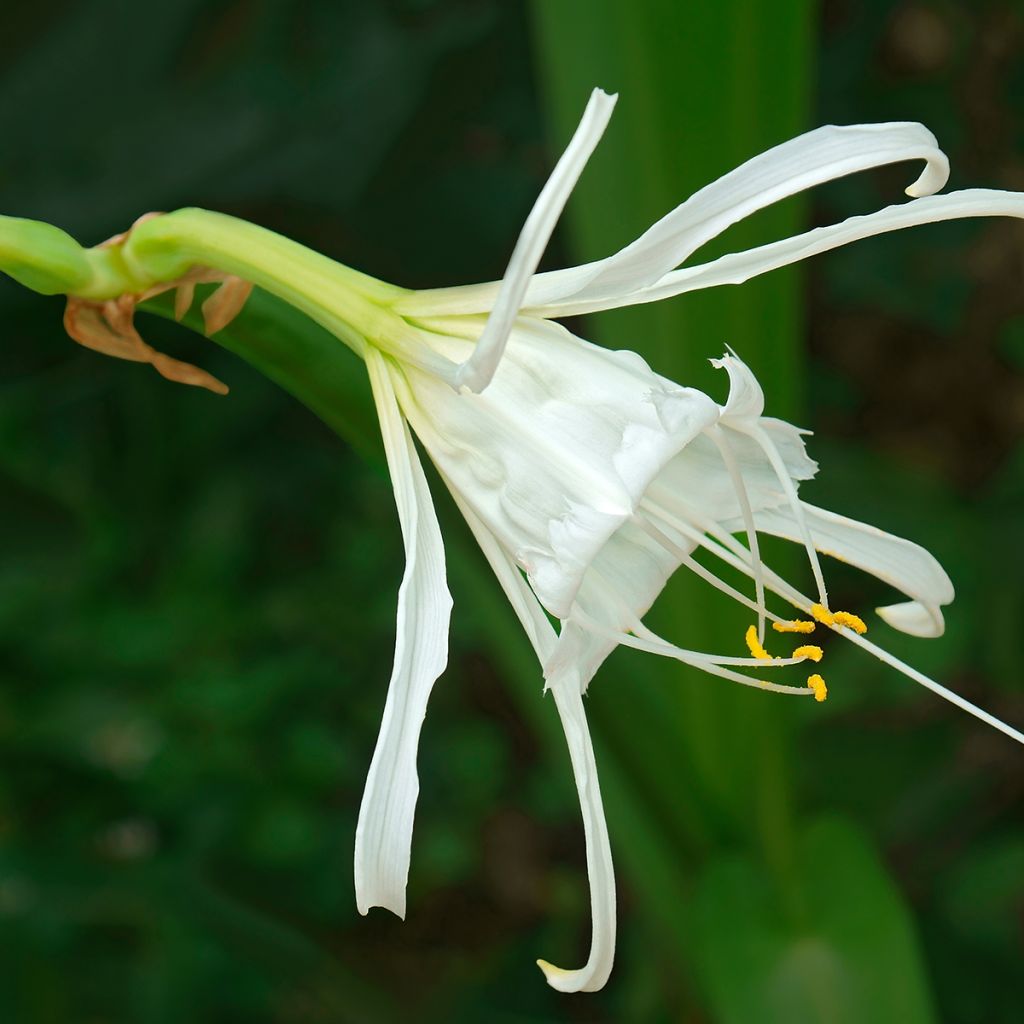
(62, 214), (253, 395)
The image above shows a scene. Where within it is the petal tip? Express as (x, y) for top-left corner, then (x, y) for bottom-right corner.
(356, 894), (407, 921)
(876, 599), (945, 638)
(536, 958), (582, 993)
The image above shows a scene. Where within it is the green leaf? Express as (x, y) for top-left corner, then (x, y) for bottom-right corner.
(692, 817), (937, 1024)
(529, 0), (814, 885)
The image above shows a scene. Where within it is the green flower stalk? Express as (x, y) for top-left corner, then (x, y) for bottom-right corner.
(3, 89), (1023, 992)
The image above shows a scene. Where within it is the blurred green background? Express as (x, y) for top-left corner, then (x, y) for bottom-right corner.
(1, 1), (1023, 1021)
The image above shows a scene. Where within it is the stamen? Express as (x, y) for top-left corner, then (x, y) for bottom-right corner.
(736, 421), (830, 608)
(745, 625), (772, 660)
(844, 630), (1024, 745)
(810, 603), (833, 625)
(708, 425), (768, 643)
(811, 604), (868, 635)
(808, 674), (828, 702)
(773, 619), (816, 634)
(644, 493), (807, 614)
(635, 511), (783, 624)
(572, 607), (815, 695)
(832, 611), (867, 634)
(792, 645), (823, 662)
(646, 501), (1023, 743)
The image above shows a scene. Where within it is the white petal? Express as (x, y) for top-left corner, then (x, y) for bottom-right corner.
(875, 599), (946, 637)
(354, 349), (453, 918)
(544, 188), (1024, 316)
(749, 500), (954, 637)
(453, 88), (616, 393)
(535, 120), (947, 307)
(400, 121), (948, 318)
(711, 351), (766, 421)
(445, 467), (618, 989)
(537, 671), (617, 993)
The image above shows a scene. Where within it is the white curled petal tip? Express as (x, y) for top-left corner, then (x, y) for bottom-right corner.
(876, 599), (945, 638)
(454, 87), (617, 393)
(901, 125), (949, 197)
(709, 350), (765, 422)
(537, 959), (595, 994)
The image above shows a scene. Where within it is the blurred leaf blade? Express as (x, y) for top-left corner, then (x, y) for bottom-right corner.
(692, 817), (938, 1024)
(529, 0), (815, 875)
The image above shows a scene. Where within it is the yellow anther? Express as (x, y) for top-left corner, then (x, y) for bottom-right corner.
(831, 610), (867, 634)
(792, 644), (823, 663)
(810, 603), (834, 626)
(745, 624), (772, 660)
(772, 619), (816, 634)
(810, 604), (867, 634)
(808, 674), (828, 702)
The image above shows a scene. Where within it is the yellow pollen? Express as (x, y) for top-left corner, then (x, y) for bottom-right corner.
(745, 624), (772, 660)
(811, 603), (867, 634)
(792, 644), (823, 662)
(808, 674), (828, 702)
(810, 603), (834, 626)
(772, 619), (816, 634)
(831, 610), (867, 634)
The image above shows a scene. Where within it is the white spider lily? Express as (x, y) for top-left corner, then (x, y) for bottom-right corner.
(11, 86), (1024, 995)
(352, 89), (1024, 993)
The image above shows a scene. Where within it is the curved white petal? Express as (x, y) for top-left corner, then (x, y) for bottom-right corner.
(401, 120), (947, 318)
(443, 471), (619, 989)
(354, 349), (453, 918)
(537, 671), (616, 993)
(535, 120), (947, 307)
(454, 88), (616, 393)
(543, 188), (1024, 316)
(749, 500), (954, 637)
(874, 599), (945, 636)
(711, 351), (766, 421)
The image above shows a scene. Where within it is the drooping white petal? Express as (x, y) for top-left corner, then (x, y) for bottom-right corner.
(400, 121), (948, 318)
(537, 671), (617, 993)
(453, 88), (617, 393)
(354, 349), (453, 919)
(541, 188), (1024, 317)
(748, 500), (954, 637)
(437, 472), (620, 993)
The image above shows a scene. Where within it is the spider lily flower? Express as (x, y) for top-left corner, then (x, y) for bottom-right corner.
(3, 88), (1024, 995)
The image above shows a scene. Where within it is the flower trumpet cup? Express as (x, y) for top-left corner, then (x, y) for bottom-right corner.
(3, 88), (1024, 993)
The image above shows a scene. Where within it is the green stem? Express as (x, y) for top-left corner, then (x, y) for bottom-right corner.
(0, 215), (94, 295)
(122, 209), (406, 361)
(2, 208), (446, 371)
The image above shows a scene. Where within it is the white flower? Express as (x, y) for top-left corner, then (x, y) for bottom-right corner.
(8, 72), (1024, 996)
(351, 89), (1024, 993)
